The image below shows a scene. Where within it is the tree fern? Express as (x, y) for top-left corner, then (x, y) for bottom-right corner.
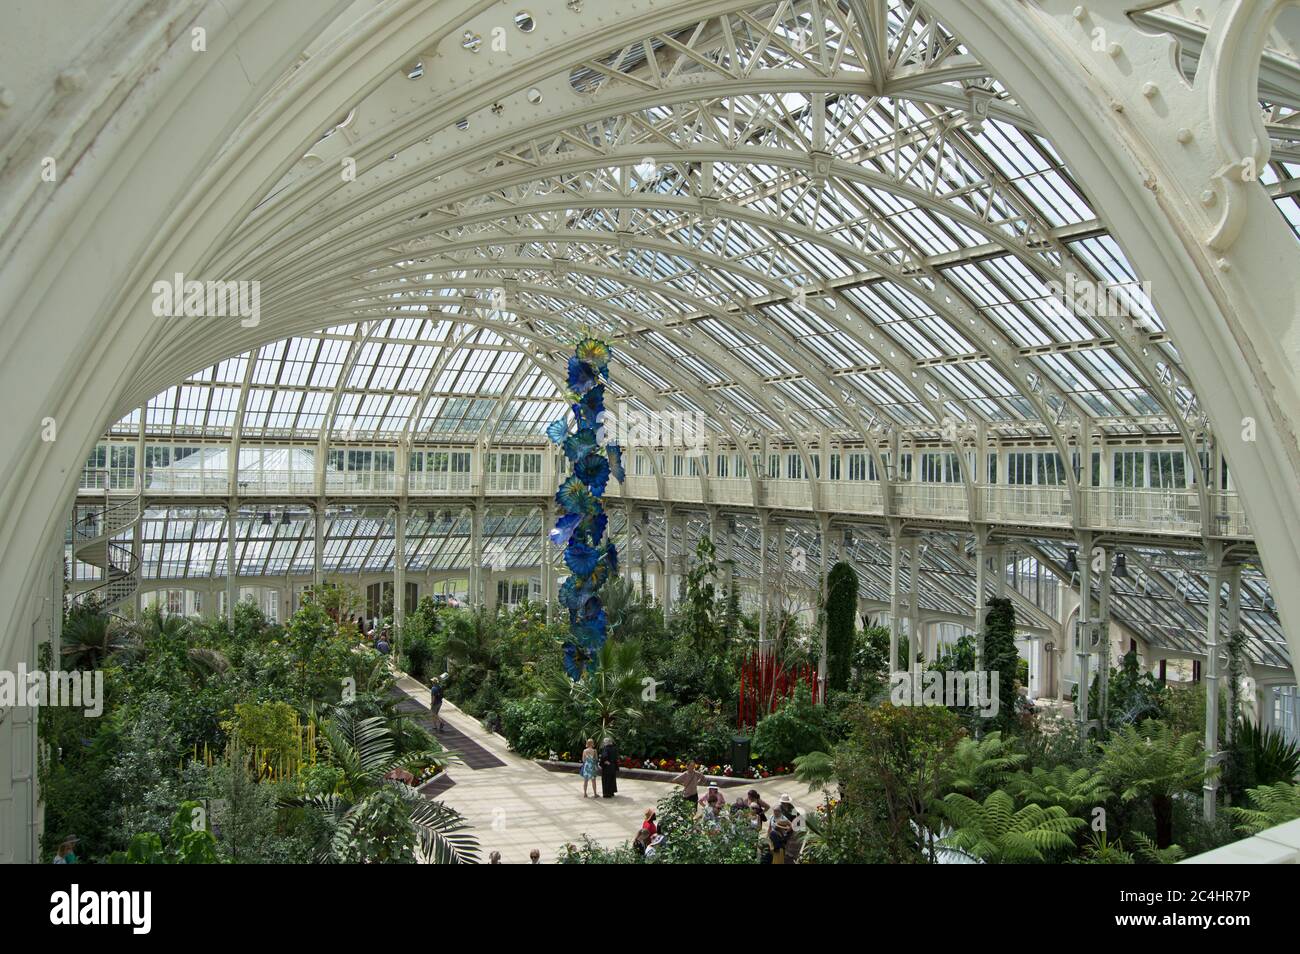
(794, 750), (837, 792)
(938, 789), (1084, 863)
(1098, 720), (1211, 848)
(1130, 831), (1186, 864)
(1228, 781), (1300, 835)
(1008, 764), (1110, 813)
(945, 731), (1026, 796)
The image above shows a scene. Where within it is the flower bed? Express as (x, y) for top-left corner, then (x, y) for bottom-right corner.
(538, 760), (766, 787)
(547, 752), (792, 780)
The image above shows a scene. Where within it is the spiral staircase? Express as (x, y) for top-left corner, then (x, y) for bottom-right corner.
(69, 495), (142, 614)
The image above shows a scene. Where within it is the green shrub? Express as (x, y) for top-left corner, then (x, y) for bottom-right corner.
(668, 700), (734, 765)
(500, 696), (581, 758)
(752, 683), (829, 766)
(1225, 720), (1300, 795)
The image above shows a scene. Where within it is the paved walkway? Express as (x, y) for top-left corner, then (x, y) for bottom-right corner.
(393, 674), (803, 863)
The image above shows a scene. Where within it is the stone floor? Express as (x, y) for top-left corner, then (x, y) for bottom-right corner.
(393, 674), (803, 863)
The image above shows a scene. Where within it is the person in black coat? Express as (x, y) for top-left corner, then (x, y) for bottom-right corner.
(599, 736), (619, 798)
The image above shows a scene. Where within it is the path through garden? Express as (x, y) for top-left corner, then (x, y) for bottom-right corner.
(394, 675), (796, 862)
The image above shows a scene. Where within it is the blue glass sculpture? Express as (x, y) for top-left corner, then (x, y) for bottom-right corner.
(549, 337), (623, 679)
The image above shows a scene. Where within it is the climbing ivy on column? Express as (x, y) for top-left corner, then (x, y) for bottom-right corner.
(547, 338), (624, 679)
(825, 561), (858, 692)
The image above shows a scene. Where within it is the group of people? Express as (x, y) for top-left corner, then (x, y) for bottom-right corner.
(352, 616), (392, 654)
(573, 743), (804, 862)
(666, 760), (804, 862)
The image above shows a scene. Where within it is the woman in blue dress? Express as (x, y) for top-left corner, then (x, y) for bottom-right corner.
(580, 738), (598, 798)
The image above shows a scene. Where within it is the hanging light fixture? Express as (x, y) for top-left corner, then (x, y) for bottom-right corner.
(1064, 547), (1078, 574)
(1113, 551), (1128, 578)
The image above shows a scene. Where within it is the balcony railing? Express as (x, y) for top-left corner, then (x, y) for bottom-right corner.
(662, 475), (703, 503)
(146, 471), (230, 495)
(235, 470), (315, 496)
(981, 485), (1072, 526)
(409, 472), (474, 494)
(485, 471), (544, 494)
(95, 463), (1256, 540)
(1209, 492), (1251, 537)
(762, 479), (812, 509)
(324, 471), (399, 495)
(895, 482), (968, 520)
(1085, 487), (1201, 535)
(820, 481), (885, 514)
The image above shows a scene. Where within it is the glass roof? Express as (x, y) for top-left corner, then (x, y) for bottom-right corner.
(81, 0), (1297, 675)
(112, 0), (1298, 449)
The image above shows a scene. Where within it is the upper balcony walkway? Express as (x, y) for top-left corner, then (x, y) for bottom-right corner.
(77, 458), (1253, 548)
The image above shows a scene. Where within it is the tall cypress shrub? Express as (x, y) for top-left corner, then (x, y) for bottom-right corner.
(826, 561), (858, 691)
(982, 596), (1019, 731)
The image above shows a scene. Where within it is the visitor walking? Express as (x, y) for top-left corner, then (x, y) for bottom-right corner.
(599, 736), (619, 798)
(529, 848), (541, 864)
(671, 760), (705, 807)
(488, 850), (501, 864)
(580, 738), (598, 797)
(747, 789), (770, 825)
(429, 677), (445, 732)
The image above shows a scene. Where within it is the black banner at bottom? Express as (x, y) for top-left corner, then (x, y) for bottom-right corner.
(10, 862), (1280, 938)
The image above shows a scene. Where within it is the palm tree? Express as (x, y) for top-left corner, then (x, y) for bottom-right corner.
(543, 638), (646, 739)
(937, 789), (1084, 863)
(284, 707), (477, 863)
(600, 576), (652, 643)
(1007, 764), (1111, 814)
(60, 605), (132, 670)
(443, 607), (497, 686)
(1098, 720), (1211, 848)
